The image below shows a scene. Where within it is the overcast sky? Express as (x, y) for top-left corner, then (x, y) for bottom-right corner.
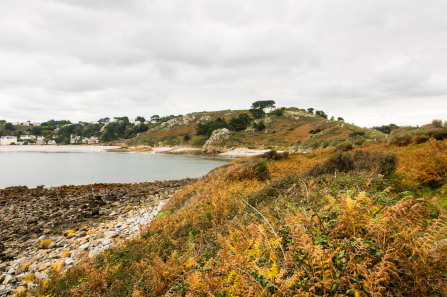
(1, 0), (446, 127)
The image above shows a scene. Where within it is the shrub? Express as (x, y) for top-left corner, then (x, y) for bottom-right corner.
(335, 142), (353, 152)
(261, 150), (289, 160)
(183, 133), (191, 142)
(229, 113), (251, 131)
(399, 140), (447, 188)
(270, 109), (284, 116)
(252, 120), (266, 131)
(191, 136), (207, 146)
(226, 159), (271, 181)
(307, 150), (398, 177)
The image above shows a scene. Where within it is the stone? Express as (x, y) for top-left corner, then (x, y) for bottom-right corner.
(64, 230), (76, 239)
(23, 273), (34, 282)
(126, 205), (135, 211)
(57, 239), (67, 247)
(51, 260), (65, 271)
(48, 242), (57, 249)
(38, 235), (47, 241)
(2, 274), (12, 285)
(64, 258), (74, 266)
(104, 231), (117, 238)
(79, 243), (89, 250)
(15, 262), (31, 274)
(35, 271), (48, 280)
(38, 240), (53, 249)
(60, 252), (71, 258)
(28, 263), (37, 272)
(89, 249), (99, 258)
(95, 231), (104, 239)
(86, 230), (95, 236)
(0, 288), (13, 295)
(92, 240), (101, 247)
(37, 262), (48, 271)
(0, 275), (5, 283)
(15, 286), (27, 295)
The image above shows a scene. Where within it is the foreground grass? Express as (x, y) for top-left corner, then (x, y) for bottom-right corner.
(35, 140), (447, 296)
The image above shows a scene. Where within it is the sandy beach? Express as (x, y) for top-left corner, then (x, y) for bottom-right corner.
(0, 145), (119, 153)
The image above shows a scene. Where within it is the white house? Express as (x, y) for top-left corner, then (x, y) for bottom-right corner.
(88, 137), (99, 144)
(0, 136), (18, 145)
(263, 107), (275, 114)
(70, 135), (81, 144)
(47, 140), (56, 145)
(36, 136), (45, 145)
(20, 135), (37, 140)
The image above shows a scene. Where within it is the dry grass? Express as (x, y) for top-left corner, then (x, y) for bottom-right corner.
(35, 141), (447, 296)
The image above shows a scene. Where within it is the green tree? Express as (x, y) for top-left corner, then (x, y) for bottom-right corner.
(307, 108), (314, 114)
(196, 118), (228, 137)
(151, 115), (160, 123)
(251, 100), (276, 110)
(249, 108), (265, 119)
(315, 110), (328, 119)
(229, 113), (251, 131)
(253, 120), (266, 131)
(4, 122), (15, 131)
(135, 116), (146, 122)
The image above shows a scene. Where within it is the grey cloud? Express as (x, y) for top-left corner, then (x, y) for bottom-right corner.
(0, 0), (446, 127)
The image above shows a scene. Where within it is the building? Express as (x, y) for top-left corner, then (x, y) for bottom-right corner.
(88, 137), (99, 144)
(0, 136), (18, 145)
(70, 135), (81, 144)
(47, 140), (56, 145)
(36, 136), (45, 145)
(20, 135), (37, 140)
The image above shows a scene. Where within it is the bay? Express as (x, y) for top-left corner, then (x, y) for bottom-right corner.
(0, 150), (228, 188)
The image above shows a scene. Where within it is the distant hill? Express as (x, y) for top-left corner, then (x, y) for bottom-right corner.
(127, 107), (386, 151)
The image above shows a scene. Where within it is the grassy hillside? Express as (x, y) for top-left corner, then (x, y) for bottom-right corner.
(126, 108), (385, 151)
(35, 139), (447, 296)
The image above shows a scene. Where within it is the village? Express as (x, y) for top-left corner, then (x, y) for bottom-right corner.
(0, 135), (99, 146)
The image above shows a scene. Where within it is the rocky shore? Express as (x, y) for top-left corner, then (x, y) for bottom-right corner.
(0, 179), (195, 296)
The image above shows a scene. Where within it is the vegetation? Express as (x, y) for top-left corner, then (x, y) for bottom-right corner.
(35, 140), (447, 296)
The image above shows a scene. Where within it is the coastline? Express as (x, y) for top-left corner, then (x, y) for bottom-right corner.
(0, 144), (283, 158)
(0, 179), (196, 295)
(106, 145), (276, 158)
(0, 145), (119, 153)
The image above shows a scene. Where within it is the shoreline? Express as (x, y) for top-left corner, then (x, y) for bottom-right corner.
(0, 144), (289, 158)
(107, 145), (277, 158)
(0, 179), (196, 295)
(0, 145), (119, 153)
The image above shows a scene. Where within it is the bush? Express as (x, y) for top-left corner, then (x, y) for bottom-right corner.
(270, 109), (284, 116)
(335, 142), (353, 152)
(226, 159), (271, 181)
(183, 133), (191, 142)
(229, 113), (251, 131)
(307, 150), (398, 177)
(400, 140), (447, 188)
(191, 136), (207, 146)
(252, 120), (266, 131)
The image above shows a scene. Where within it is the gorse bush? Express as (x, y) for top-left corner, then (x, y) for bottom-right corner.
(226, 159), (271, 182)
(307, 150), (398, 177)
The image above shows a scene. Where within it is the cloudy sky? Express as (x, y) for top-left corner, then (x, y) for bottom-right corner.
(1, 0), (446, 127)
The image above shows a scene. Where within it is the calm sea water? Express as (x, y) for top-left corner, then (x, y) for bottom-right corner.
(0, 152), (228, 189)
